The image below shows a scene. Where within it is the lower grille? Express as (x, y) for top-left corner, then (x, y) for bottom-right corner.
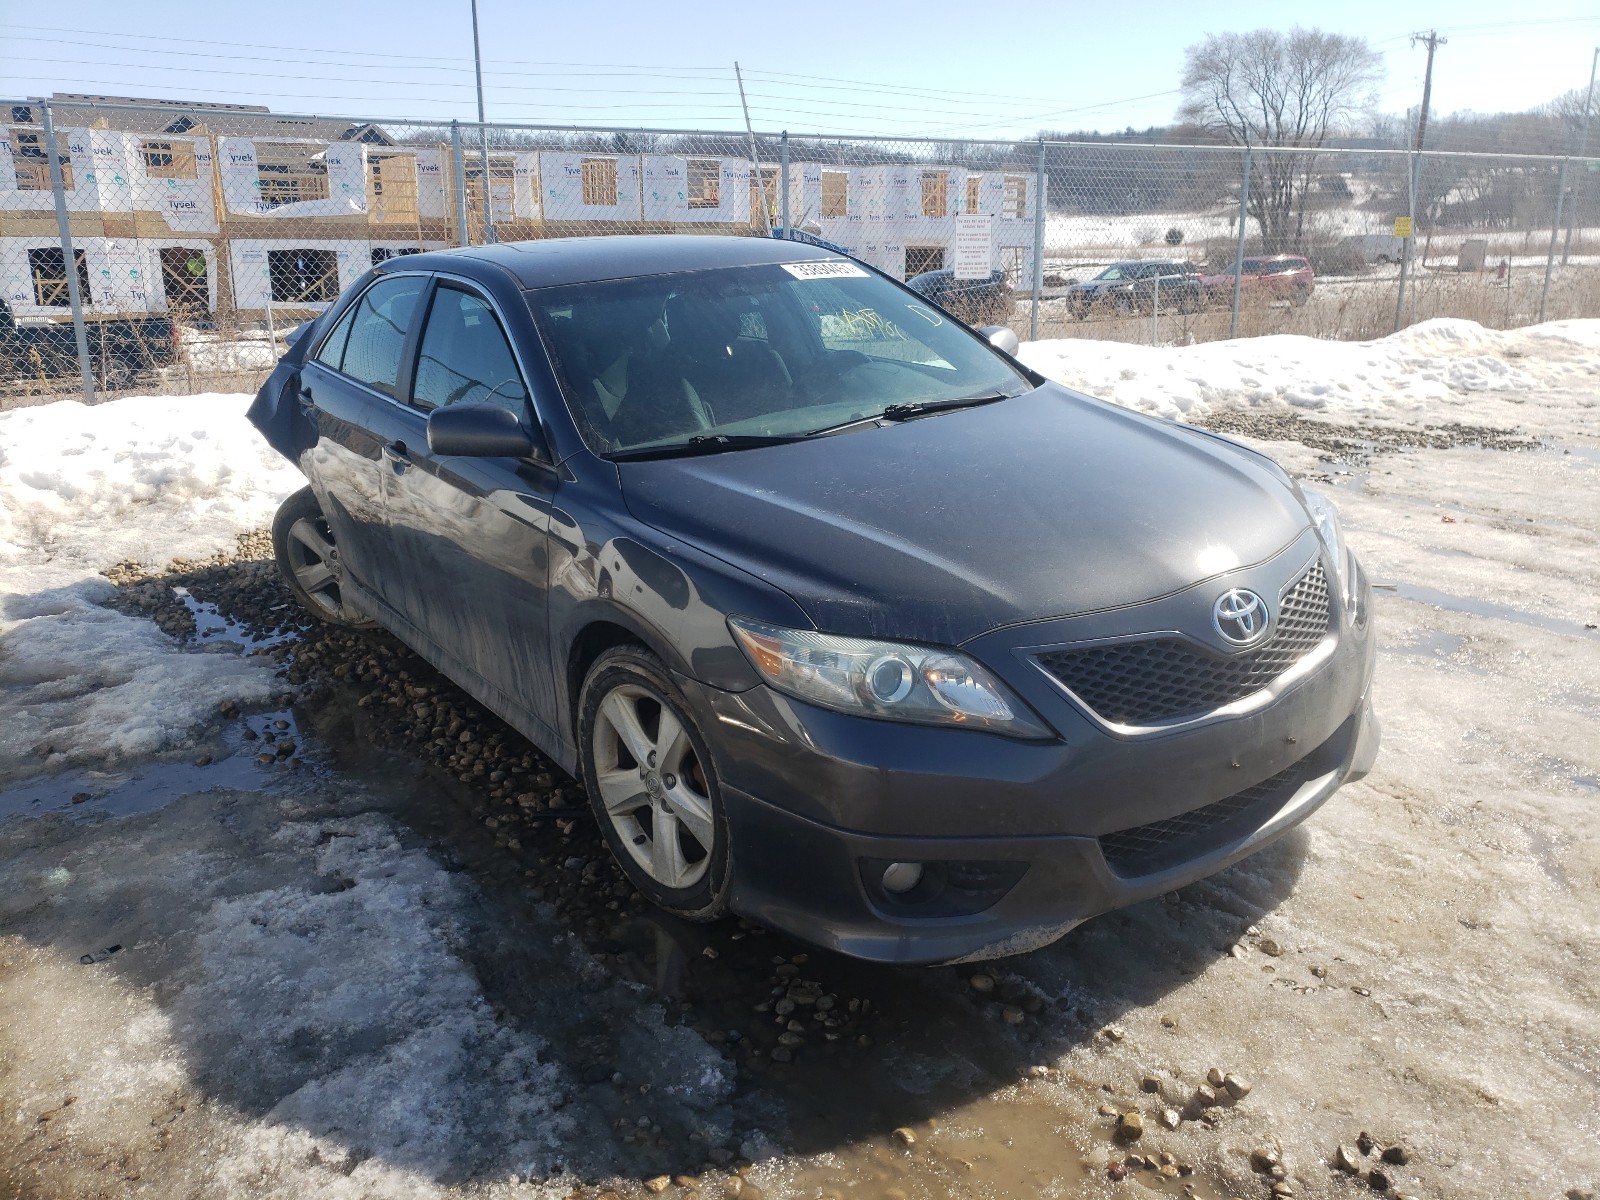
(1098, 758), (1311, 877)
(1035, 559), (1333, 727)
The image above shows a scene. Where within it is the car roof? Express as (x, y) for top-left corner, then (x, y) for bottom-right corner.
(374, 234), (846, 290)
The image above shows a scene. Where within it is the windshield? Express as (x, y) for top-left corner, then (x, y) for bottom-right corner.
(526, 261), (1030, 456)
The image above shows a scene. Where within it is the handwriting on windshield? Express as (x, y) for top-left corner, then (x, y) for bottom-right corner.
(824, 307), (908, 341)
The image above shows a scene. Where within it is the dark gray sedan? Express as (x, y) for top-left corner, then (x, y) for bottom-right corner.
(249, 235), (1377, 965)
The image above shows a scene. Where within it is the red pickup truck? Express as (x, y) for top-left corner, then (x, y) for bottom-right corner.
(1202, 255), (1314, 307)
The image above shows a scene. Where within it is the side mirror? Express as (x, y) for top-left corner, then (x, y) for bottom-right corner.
(426, 402), (536, 458)
(980, 325), (1020, 355)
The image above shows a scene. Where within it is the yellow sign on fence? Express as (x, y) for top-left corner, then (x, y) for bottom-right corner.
(1393, 216), (1413, 238)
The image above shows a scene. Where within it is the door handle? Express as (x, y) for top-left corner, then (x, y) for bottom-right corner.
(381, 441), (411, 470)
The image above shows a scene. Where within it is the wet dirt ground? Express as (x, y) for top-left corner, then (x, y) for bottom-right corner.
(2, 409), (1597, 1200)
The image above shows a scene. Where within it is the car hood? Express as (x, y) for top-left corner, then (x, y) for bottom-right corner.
(618, 384), (1310, 646)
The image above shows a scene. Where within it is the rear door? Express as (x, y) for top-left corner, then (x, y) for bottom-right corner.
(296, 273), (428, 601)
(379, 278), (562, 741)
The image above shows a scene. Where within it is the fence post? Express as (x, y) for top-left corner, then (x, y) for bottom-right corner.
(1562, 48), (1597, 264)
(40, 102), (95, 403)
(1030, 138), (1046, 341)
(1394, 150), (1418, 332)
(780, 131), (790, 238)
(477, 121), (496, 244)
(1539, 157), (1571, 324)
(1229, 145), (1251, 339)
(450, 120), (471, 247)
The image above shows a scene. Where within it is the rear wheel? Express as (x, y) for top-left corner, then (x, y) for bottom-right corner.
(578, 645), (731, 921)
(271, 486), (373, 628)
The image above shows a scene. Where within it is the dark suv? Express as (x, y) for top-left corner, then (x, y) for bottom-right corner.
(249, 235), (1377, 965)
(1065, 260), (1203, 318)
(905, 268), (1016, 326)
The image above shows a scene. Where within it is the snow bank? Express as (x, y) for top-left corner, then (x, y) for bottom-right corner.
(0, 393), (302, 774)
(1019, 318), (1600, 426)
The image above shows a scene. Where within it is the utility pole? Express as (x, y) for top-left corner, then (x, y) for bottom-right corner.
(1560, 46), (1599, 264)
(1395, 30), (1445, 332)
(733, 63), (767, 227)
(1412, 30), (1446, 153)
(471, 0), (495, 243)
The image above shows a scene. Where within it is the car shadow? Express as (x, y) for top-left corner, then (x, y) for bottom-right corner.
(0, 557), (1313, 1192)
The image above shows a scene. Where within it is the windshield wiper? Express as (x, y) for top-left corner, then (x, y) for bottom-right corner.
(609, 433), (807, 461)
(879, 390), (1014, 421)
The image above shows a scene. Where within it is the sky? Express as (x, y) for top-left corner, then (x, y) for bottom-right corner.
(2, 1), (1597, 142)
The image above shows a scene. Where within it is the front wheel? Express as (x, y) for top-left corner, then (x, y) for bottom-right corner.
(578, 645), (731, 921)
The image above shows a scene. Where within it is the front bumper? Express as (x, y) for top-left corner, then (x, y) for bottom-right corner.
(711, 697), (1376, 965)
(679, 533), (1378, 965)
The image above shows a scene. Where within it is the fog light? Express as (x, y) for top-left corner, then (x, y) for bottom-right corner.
(881, 862), (924, 894)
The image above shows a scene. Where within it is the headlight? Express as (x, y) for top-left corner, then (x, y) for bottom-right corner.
(1301, 487), (1352, 601)
(728, 617), (1051, 739)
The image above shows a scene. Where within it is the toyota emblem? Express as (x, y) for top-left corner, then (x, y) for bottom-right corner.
(1213, 588), (1270, 645)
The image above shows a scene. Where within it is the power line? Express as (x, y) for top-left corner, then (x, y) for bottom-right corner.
(10, 56), (740, 97)
(1, 23), (730, 70)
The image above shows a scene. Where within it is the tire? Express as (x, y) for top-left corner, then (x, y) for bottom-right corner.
(271, 485), (374, 628)
(578, 645), (732, 921)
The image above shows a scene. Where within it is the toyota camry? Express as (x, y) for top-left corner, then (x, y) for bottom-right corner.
(248, 235), (1378, 965)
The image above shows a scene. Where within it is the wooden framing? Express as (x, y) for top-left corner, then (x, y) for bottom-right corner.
(580, 158), (619, 206)
(254, 142), (330, 209)
(10, 129), (70, 191)
(140, 139), (198, 179)
(686, 158), (721, 209)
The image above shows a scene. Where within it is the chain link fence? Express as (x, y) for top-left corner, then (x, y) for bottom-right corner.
(3, 96), (1596, 404)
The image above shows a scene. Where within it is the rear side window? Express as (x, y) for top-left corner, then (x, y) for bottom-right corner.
(314, 275), (426, 395)
(412, 287), (529, 412)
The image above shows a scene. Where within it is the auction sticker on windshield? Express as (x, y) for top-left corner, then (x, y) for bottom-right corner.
(781, 261), (870, 279)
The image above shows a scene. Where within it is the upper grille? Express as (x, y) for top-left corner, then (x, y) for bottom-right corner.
(1035, 560), (1332, 727)
(1098, 758), (1310, 877)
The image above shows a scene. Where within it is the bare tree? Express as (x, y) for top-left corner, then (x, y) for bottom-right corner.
(1180, 27), (1381, 251)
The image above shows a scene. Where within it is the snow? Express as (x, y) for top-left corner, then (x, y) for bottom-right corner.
(178, 328), (282, 374)
(0, 393), (303, 776)
(1020, 317), (1600, 429)
(0, 793), (579, 1199)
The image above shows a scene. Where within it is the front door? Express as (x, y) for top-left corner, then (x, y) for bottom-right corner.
(296, 272), (428, 603)
(379, 280), (561, 740)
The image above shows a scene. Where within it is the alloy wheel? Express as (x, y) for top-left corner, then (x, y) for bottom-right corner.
(284, 516), (347, 619)
(590, 683), (715, 891)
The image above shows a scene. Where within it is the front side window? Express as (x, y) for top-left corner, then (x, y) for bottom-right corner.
(412, 287), (529, 412)
(526, 261), (1030, 456)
